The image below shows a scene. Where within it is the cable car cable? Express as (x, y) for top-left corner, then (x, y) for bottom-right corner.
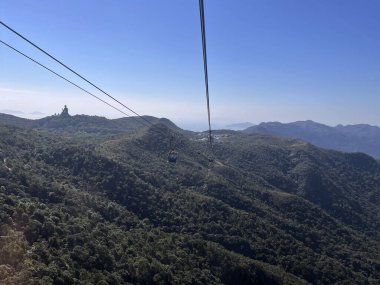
(198, 0), (212, 146)
(0, 21), (153, 128)
(1, 39), (183, 164)
(1, 39), (184, 164)
(2, 41), (217, 184)
(0, 40), (137, 120)
(1, 19), (212, 147)
(1, 8), (213, 166)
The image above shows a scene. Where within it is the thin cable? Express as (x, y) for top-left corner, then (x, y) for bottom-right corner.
(0, 21), (154, 128)
(1, 19), (212, 164)
(0, 40), (139, 120)
(0, 39), (182, 157)
(2, 41), (255, 188)
(2, 38), (220, 185)
(199, 0), (212, 145)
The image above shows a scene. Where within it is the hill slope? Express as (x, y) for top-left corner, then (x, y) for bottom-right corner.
(0, 123), (379, 284)
(243, 120), (380, 158)
(0, 113), (180, 136)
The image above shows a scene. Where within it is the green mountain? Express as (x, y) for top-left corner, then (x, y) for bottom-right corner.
(243, 120), (380, 159)
(0, 112), (179, 136)
(0, 115), (379, 284)
(0, 113), (32, 127)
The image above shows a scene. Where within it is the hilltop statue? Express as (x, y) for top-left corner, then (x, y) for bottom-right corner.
(61, 105), (70, 118)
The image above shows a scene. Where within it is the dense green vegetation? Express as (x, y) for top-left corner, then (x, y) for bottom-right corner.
(0, 116), (379, 284)
(0, 113), (179, 136)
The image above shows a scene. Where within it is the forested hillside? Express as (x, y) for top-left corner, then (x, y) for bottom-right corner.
(0, 117), (379, 284)
(0, 113), (179, 136)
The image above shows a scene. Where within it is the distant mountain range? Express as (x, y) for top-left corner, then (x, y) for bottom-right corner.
(2, 113), (380, 158)
(243, 120), (380, 158)
(224, 122), (255, 130)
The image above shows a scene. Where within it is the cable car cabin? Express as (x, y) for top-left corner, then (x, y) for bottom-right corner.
(168, 150), (178, 163)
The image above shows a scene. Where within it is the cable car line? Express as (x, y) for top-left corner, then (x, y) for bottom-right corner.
(1, 0), (214, 164)
(0, 21), (153, 128)
(0, 40), (136, 120)
(0, 37), (182, 162)
(0, 39), (183, 163)
(198, 0), (212, 146)
(1, 13), (257, 195)
(1, 21), (193, 159)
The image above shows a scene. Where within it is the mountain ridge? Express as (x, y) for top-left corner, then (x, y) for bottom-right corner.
(243, 120), (380, 158)
(0, 119), (379, 283)
(0, 112), (181, 136)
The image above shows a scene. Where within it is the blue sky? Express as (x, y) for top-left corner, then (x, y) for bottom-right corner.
(1, 0), (380, 130)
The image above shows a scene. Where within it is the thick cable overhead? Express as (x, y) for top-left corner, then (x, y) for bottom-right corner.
(1, 39), (191, 166)
(0, 40), (137, 120)
(0, 21), (153, 128)
(1, 40), (179, 147)
(0, 37), (183, 158)
(198, 0), (212, 145)
(1, 11), (214, 159)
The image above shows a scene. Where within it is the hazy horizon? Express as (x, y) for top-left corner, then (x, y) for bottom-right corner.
(2, 106), (380, 133)
(1, 0), (380, 128)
